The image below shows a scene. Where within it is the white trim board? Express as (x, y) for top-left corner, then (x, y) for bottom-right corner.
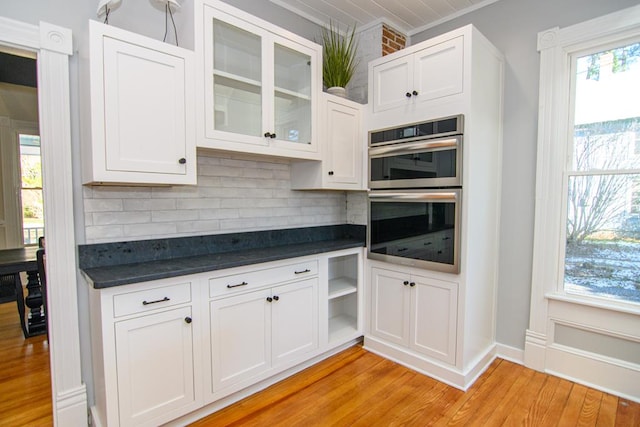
(0, 16), (87, 426)
(526, 3), (640, 403)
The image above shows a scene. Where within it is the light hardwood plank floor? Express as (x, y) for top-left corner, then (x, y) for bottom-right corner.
(190, 345), (639, 426)
(0, 299), (52, 426)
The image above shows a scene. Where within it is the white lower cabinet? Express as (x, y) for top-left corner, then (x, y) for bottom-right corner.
(370, 265), (458, 365)
(88, 248), (363, 427)
(114, 306), (197, 426)
(210, 277), (318, 393)
(89, 278), (201, 427)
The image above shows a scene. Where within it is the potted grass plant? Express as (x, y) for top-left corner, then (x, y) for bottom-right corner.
(321, 21), (358, 97)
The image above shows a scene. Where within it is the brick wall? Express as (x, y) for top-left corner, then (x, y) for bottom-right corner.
(382, 24), (407, 56)
(83, 152), (348, 243)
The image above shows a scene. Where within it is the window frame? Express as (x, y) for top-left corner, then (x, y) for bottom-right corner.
(531, 9), (640, 316)
(18, 133), (44, 246)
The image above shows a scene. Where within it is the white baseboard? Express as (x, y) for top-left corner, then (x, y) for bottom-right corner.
(496, 343), (524, 365)
(546, 344), (640, 403)
(363, 336), (496, 391)
(54, 384), (88, 427)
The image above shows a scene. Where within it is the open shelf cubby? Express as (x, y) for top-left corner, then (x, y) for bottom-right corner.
(328, 253), (359, 343)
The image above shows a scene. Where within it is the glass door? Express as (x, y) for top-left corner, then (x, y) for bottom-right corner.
(211, 17), (262, 138)
(273, 43), (312, 145)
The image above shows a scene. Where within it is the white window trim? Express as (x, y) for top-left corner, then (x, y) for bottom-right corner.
(525, 4), (640, 402)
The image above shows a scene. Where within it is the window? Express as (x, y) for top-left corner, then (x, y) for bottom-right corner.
(563, 42), (640, 304)
(19, 134), (44, 245)
(527, 4), (640, 394)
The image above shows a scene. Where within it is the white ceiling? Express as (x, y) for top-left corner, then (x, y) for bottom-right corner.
(270, 0), (500, 36)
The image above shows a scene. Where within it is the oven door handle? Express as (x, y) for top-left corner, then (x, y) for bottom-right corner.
(368, 137), (460, 157)
(368, 191), (459, 202)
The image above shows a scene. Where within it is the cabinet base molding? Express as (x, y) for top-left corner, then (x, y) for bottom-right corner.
(167, 338), (362, 426)
(363, 336), (496, 391)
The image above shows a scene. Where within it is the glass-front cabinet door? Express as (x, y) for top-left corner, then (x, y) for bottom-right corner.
(211, 18), (262, 139)
(273, 43), (312, 146)
(200, 0), (320, 160)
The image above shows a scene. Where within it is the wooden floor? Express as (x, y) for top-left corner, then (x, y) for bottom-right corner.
(191, 345), (639, 427)
(0, 300), (52, 426)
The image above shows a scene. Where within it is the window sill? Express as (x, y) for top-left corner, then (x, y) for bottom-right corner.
(545, 292), (640, 316)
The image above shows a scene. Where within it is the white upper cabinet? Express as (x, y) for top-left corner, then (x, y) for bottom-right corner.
(371, 36), (463, 115)
(291, 93), (364, 190)
(196, 0), (321, 160)
(83, 20), (196, 185)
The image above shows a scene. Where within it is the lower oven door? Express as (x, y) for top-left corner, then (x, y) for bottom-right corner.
(368, 189), (461, 274)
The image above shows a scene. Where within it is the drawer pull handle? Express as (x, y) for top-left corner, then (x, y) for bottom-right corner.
(227, 281), (248, 289)
(142, 296), (170, 306)
(294, 269), (311, 275)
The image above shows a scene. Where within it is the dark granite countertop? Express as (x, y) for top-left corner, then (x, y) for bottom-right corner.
(80, 225), (365, 289)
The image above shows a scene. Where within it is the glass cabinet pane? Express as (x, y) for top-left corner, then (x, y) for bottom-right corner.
(273, 44), (311, 144)
(212, 19), (262, 137)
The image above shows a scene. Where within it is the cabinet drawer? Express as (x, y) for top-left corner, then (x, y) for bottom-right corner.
(209, 259), (318, 298)
(113, 282), (192, 317)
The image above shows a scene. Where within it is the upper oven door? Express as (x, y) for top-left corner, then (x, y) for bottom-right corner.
(369, 135), (462, 189)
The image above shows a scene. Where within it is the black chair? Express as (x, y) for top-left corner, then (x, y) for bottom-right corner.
(36, 248), (47, 335)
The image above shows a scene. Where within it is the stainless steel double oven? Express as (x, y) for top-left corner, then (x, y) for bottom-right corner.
(367, 114), (463, 274)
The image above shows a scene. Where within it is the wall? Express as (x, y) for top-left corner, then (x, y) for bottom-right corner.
(410, 0), (640, 350)
(84, 152), (347, 243)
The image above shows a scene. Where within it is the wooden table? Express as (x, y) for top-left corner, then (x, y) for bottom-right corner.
(0, 247), (46, 337)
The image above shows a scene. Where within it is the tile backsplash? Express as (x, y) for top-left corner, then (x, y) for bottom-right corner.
(83, 152), (351, 243)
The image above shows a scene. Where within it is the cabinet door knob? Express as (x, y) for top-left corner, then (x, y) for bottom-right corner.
(273, 295), (280, 301)
(178, 158), (186, 164)
(184, 316), (192, 324)
(403, 281), (409, 286)
(270, 133), (277, 139)
(409, 282), (416, 287)
(405, 92), (412, 98)
(412, 90), (419, 96)
(264, 132), (272, 138)
(328, 171), (334, 176)
(266, 296), (273, 302)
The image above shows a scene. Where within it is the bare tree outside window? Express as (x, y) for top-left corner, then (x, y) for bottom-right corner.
(563, 42), (640, 304)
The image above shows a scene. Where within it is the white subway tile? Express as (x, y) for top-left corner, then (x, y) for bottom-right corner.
(124, 222), (178, 238)
(176, 198), (222, 210)
(93, 211), (151, 225)
(91, 186), (153, 199)
(85, 225), (124, 240)
(83, 151), (350, 243)
(123, 199), (176, 211)
(84, 199), (124, 213)
(199, 208), (239, 220)
(176, 220), (221, 233)
(152, 210), (199, 222)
